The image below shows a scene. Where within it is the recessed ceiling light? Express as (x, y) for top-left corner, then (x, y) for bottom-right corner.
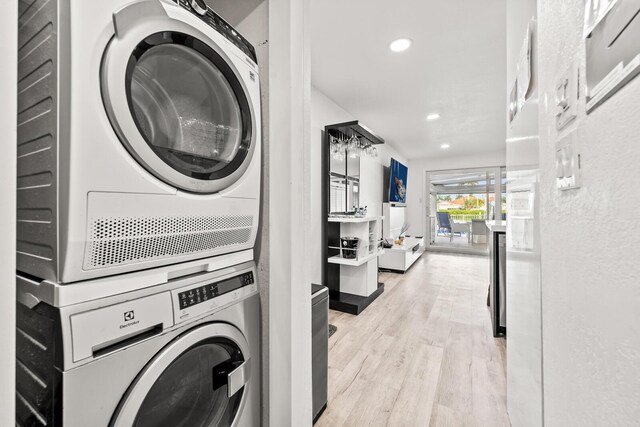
(440, 144), (450, 149)
(389, 38), (412, 52)
(426, 113), (440, 121)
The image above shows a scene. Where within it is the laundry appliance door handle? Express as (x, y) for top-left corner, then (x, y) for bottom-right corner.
(227, 359), (250, 398)
(211, 358), (250, 397)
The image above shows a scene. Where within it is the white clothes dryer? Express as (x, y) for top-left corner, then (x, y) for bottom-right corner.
(16, 256), (261, 426)
(17, 0), (261, 283)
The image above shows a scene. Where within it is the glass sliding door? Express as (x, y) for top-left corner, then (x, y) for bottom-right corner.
(425, 167), (504, 254)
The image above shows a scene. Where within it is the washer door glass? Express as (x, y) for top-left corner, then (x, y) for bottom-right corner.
(133, 339), (244, 427)
(126, 32), (252, 186)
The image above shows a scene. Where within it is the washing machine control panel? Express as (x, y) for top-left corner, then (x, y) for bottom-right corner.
(177, 272), (254, 309)
(172, 270), (257, 323)
(172, 0), (257, 63)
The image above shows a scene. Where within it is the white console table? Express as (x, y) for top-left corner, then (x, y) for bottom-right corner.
(379, 236), (424, 273)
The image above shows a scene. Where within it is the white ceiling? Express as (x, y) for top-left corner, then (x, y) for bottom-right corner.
(311, 0), (507, 160)
(430, 171), (490, 185)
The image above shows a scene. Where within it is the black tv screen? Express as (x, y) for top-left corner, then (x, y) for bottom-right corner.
(388, 158), (408, 204)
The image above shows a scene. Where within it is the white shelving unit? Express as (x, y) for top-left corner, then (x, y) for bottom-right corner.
(327, 216), (383, 299)
(323, 120), (387, 315)
(327, 250), (384, 267)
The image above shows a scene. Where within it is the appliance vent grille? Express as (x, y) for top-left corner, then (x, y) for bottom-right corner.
(84, 215), (254, 269)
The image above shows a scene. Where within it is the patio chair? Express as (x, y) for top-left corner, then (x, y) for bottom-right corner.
(471, 219), (487, 244)
(437, 212), (470, 242)
(436, 212), (452, 236)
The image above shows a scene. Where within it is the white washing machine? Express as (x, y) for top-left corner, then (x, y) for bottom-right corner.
(17, 0), (261, 283)
(16, 255), (261, 426)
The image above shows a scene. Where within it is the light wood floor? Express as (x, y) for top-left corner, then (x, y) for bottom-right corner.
(316, 252), (509, 427)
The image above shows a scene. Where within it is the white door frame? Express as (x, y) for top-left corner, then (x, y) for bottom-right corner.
(0, 1), (17, 424)
(424, 166), (503, 255)
(268, 0), (313, 424)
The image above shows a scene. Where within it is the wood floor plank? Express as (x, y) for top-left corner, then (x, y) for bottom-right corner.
(429, 403), (470, 427)
(420, 298), (454, 347)
(342, 378), (400, 427)
(470, 356), (511, 427)
(316, 371), (370, 427)
(317, 252), (510, 427)
(387, 344), (443, 426)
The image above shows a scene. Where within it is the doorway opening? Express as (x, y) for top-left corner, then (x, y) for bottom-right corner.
(425, 167), (506, 255)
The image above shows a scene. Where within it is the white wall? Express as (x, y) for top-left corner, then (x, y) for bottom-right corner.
(208, 0), (263, 26)
(235, 3), (270, 424)
(0, 1), (17, 425)
(268, 0), (313, 424)
(309, 86), (406, 285)
(505, 1), (543, 426)
(538, 1), (640, 425)
(406, 149), (506, 237)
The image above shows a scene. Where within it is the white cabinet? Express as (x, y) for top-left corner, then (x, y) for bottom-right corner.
(378, 237), (424, 273)
(327, 216), (383, 296)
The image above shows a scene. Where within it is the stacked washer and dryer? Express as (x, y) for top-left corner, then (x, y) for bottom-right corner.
(16, 0), (262, 425)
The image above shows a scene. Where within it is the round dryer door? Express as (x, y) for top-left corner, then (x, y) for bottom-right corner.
(111, 323), (251, 427)
(102, 3), (257, 194)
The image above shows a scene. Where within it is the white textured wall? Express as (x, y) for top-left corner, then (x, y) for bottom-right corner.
(309, 87), (406, 285)
(505, 0), (542, 426)
(538, 1), (640, 425)
(0, 1), (17, 424)
(405, 150), (507, 237)
(235, 3), (270, 424)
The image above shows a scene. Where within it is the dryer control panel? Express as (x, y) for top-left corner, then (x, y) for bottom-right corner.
(172, 0), (258, 63)
(172, 269), (257, 324)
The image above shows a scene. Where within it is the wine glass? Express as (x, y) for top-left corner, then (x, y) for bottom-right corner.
(339, 135), (347, 154)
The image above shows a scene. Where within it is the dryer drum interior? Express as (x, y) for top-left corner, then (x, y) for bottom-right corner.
(122, 31), (253, 188)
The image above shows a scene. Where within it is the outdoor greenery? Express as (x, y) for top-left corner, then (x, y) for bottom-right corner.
(437, 194), (486, 210)
(437, 209), (485, 216)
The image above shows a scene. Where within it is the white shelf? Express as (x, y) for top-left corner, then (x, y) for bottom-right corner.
(327, 216), (382, 223)
(327, 250), (385, 267)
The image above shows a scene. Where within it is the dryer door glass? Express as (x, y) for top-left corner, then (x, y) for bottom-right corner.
(126, 32), (252, 186)
(133, 338), (244, 427)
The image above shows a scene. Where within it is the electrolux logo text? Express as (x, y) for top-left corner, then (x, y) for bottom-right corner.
(120, 310), (139, 329)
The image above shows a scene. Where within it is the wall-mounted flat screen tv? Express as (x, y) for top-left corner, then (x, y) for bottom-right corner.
(388, 158), (408, 204)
